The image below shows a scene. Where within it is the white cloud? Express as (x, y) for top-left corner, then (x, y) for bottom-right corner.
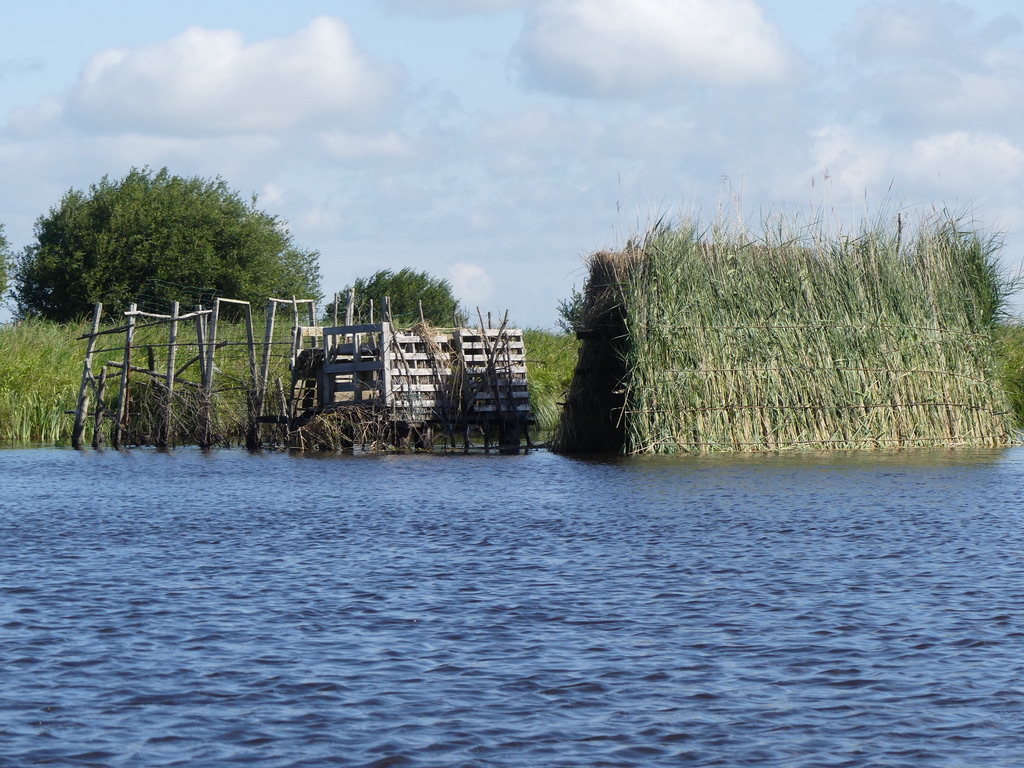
(449, 262), (495, 306)
(806, 125), (890, 197)
(382, 0), (530, 14)
(801, 126), (1024, 219)
(260, 182), (286, 208)
(7, 96), (63, 135)
(300, 204), (345, 234)
(68, 17), (401, 135)
(844, 1), (966, 60)
(518, 0), (801, 97)
(321, 130), (416, 161)
(835, 2), (1024, 133)
(897, 131), (1024, 193)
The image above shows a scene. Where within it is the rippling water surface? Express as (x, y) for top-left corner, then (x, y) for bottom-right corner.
(3, 446), (1024, 766)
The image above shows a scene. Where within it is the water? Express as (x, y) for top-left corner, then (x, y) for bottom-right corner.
(3, 447), (1024, 767)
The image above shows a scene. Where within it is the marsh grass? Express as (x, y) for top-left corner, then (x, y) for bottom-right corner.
(0, 321), (88, 444)
(557, 209), (1021, 454)
(523, 329), (578, 436)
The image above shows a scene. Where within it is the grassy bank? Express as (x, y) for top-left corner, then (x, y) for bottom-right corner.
(0, 319), (578, 447)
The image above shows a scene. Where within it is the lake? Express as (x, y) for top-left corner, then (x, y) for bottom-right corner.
(2, 446), (1024, 766)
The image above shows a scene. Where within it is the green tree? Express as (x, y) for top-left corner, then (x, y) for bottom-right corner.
(13, 167), (321, 321)
(0, 224), (10, 302)
(331, 268), (466, 326)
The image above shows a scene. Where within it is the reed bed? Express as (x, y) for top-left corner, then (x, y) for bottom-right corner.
(0, 321), (88, 444)
(556, 210), (1019, 454)
(522, 329), (578, 436)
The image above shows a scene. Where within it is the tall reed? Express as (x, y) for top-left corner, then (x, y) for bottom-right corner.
(557, 209), (1019, 453)
(0, 320), (89, 444)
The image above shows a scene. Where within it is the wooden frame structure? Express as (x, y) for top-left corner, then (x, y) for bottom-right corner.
(72, 297), (534, 451)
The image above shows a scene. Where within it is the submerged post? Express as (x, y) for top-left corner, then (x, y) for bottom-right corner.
(242, 301), (259, 450)
(112, 303), (137, 450)
(92, 367), (107, 449)
(206, 297), (221, 394)
(198, 298), (221, 448)
(158, 301), (180, 448)
(257, 299), (277, 422)
(72, 303), (103, 449)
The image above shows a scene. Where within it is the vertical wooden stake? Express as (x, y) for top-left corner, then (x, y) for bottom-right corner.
(159, 301), (180, 448)
(92, 367), (108, 449)
(206, 297), (220, 394)
(345, 288), (355, 326)
(72, 303), (103, 449)
(257, 299), (277, 420)
(381, 321), (393, 407)
(112, 303), (137, 450)
(201, 298), (221, 448)
(332, 292), (339, 328)
(194, 305), (208, 385)
(243, 302), (260, 450)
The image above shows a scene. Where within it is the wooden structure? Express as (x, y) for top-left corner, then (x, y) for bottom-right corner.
(72, 297), (534, 451)
(289, 319), (533, 448)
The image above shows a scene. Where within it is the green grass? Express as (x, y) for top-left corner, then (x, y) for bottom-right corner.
(523, 328), (578, 437)
(995, 322), (1024, 429)
(0, 320), (89, 444)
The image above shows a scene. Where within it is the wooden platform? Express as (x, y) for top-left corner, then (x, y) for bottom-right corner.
(290, 322), (534, 439)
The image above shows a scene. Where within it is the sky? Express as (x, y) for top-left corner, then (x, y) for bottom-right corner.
(3, 0), (1024, 327)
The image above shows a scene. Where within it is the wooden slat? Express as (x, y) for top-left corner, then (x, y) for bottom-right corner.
(322, 323), (385, 335)
(324, 360), (386, 374)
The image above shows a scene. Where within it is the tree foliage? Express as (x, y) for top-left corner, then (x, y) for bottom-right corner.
(332, 268), (465, 326)
(0, 224), (10, 302)
(13, 167), (321, 321)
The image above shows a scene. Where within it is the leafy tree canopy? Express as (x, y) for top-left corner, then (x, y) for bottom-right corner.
(0, 224), (10, 302)
(13, 167), (321, 321)
(330, 268), (466, 327)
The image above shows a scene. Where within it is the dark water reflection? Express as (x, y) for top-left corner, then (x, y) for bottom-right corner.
(3, 447), (1024, 766)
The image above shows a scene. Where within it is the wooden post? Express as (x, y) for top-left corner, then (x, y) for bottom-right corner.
(92, 367), (107, 449)
(257, 299), (277, 420)
(112, 303), (137, 450)
(345, 288), (355, 326)
(243, 302), (260, 450)
(72, 303), (103, 449)
(381, 321), (393, 407)
(206, 297), (220, 394)
(332, 292), (339, 328)
(194, 305), (208, 386)
(353, 326), (363, 403)
(157, 301), (180, 448)
(286, 297), (301, 436)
